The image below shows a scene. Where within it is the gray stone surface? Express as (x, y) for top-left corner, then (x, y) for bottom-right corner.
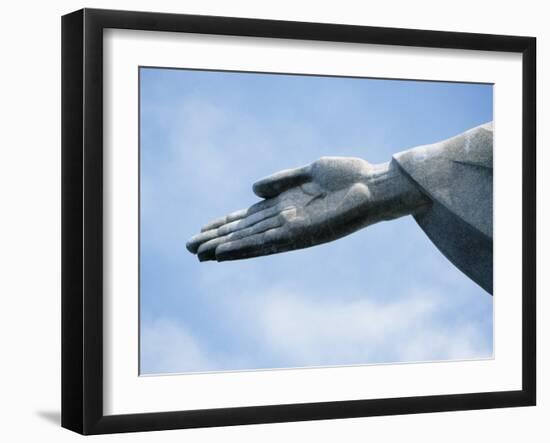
(187, 122), (493, 295)
(393, 122), (493, 294)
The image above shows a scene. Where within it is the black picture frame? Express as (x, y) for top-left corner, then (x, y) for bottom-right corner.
(61, 8), (536, 435)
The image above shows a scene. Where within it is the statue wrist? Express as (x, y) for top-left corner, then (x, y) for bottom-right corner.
(363, 159), (430, 221)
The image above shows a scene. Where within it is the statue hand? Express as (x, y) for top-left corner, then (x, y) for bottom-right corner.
(186, 157), (378, 261)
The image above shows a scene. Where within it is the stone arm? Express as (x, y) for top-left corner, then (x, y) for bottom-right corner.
(186, 156), (431, 262)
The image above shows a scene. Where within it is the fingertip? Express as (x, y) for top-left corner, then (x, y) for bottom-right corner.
(198, 250), (216, 262)
(252, 181), (273, 198)
(186, 239), (198, 254)
(186, 233), (206, 254)
(197, 243), (218, 262)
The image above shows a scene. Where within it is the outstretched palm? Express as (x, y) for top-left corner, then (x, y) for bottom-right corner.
(187, 157), (376, 261)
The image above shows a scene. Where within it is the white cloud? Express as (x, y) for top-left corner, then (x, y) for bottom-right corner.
(140, 318), (213, 374)
(141, 286), (492, 374)
(228, 287), (492, 368)
(254, 289), (433, 363)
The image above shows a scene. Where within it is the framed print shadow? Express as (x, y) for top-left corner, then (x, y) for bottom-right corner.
(61, 8), (536, 435)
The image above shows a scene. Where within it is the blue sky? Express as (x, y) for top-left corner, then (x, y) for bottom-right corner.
(139, 67), (493, 375)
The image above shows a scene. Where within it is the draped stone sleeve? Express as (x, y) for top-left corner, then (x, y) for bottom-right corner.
(392, 122), (493, 294)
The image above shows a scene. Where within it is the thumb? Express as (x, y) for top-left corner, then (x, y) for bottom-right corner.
(252, 165), (311, 198)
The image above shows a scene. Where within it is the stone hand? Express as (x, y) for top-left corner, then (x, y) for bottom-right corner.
(186, 156), (418, 262)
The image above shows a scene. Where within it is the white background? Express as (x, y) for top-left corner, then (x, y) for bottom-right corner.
(0, 0), (546, 441)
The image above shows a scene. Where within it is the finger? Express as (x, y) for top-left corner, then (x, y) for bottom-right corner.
(186, 228), (217, 253)
(253, 165), (311, 198)
(200, 209), (247, 233)
(187, 204), (282, 253)
(215, 228), (290, 261)
(200, 198), (278, 232)
(219, 205), (277, 234)
(197, 216), (283, 261)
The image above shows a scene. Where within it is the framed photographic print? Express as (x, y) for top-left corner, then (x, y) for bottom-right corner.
(61, 8), (536, 435)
